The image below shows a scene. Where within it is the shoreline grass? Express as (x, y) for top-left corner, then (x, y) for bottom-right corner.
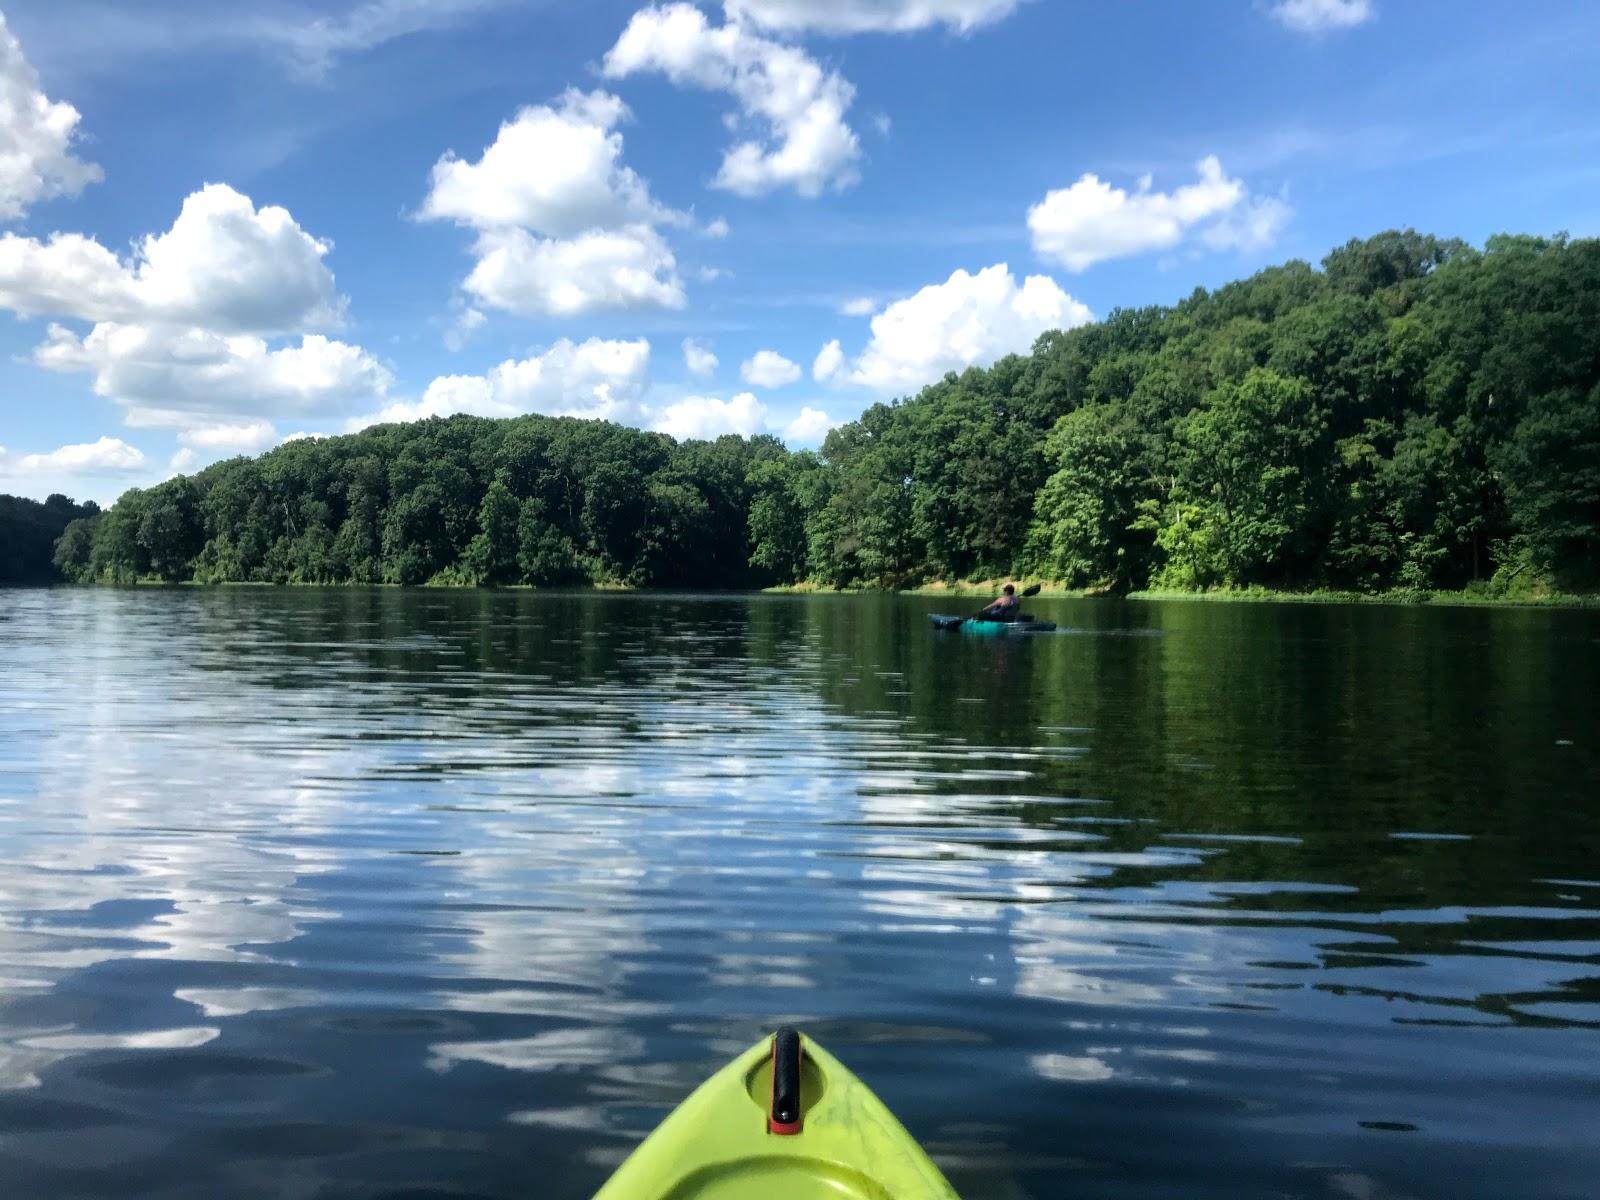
(1123, 587), (1600, 610)
(768, 579), (1600, 609)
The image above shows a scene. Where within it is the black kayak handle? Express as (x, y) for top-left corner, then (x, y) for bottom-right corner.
(769, 1027), (802, 1134)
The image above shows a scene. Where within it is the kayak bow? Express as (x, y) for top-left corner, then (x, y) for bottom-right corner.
(593, 1028), (960, 1200)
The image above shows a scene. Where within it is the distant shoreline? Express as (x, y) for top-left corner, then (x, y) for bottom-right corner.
(765, 582), (1600, 609)
(23, 577), (1600, 609)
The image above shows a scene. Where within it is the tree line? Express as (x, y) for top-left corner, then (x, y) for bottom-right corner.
(0, 494), (99, 584)
(29, 229), (1600, 595)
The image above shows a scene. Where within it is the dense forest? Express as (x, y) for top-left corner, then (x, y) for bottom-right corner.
(0, 494), (100, 583)
(32, 230), (1600, 596)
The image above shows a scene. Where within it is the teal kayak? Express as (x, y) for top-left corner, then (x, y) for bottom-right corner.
(593, 1028), (960, 1199)
(930, 614), (1057, 634)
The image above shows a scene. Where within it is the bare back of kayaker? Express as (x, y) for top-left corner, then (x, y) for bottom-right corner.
(979, 584), (1019, 622)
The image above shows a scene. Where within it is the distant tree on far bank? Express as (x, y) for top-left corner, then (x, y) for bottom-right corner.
(0, 494), (100, 583)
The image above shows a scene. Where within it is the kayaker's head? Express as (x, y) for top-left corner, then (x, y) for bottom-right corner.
(1003, 584), (1015, 596)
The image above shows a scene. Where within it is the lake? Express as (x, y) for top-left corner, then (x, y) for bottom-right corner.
(1, 588), (1597, 1199)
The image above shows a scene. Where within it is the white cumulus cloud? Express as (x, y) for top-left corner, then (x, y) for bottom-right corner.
(812, 338), (843, 382)
(0, 13), (102, 221)
(36, 324), (393, 425)
(781, 406), (834, 445)
(604, 3), (861, 197)
(652, 391), (767, 440)
(0, 183), (391, 430)
(845, 262), (1093, 395)
(683, 337), (718, 377)
(420, 88), (686, 317)
(1269, 0), (1373, 33)
(167, 420), (283, 474)
(723, 0), (1022, 34)
(839, 296), (877, 316)
(0, 435), (152, 504)
(0, 183), (344, 333)
(2, 436), (145, 475)
(370, 337), (651, 427)
(461, 224), (683, 317)
(421, 89), (669, 236)
(1028, 156), (1288, 271)
(177, 420), (279, 454)
(741, 349), (802, 388)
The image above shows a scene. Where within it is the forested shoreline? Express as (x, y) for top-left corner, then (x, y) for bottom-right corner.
(14, 230), (1600, 597)
(0, 494), (100, 584)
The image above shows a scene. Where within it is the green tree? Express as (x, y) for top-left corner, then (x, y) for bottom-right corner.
(1494, 382), (1600, 586)
(51, 515), (99, 582)
(90, 489), (150, 582)
(517, 497), (584, 585)
(747, 454), (818, 583)
(462, 479), (522, 584)
(1322, 229), (1465, 297)
(0, 493), (97, 583)
(1026, 403), (1155, 591)
(1156, 369), (1331, 588)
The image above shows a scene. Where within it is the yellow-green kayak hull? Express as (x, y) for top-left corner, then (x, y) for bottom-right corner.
(593, 1033), (960, 1200)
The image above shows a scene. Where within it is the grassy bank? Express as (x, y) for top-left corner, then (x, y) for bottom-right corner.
(767, 578), (1600, 609)
(1125, 586), (1600, 609)
(763, 578), (1105, 600)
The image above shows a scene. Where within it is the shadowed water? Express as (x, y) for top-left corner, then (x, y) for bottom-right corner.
(1, 588), (1597, 1199)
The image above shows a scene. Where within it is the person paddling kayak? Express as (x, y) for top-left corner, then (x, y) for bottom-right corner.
(928, 584), (1054, 633)
(977, 583), (1019, 622)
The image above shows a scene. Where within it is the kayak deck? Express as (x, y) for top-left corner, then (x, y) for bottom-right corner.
(654, 1156), (895, 1200)
(929, 614), (1057, 634)
(593, 1032), (959, 1200)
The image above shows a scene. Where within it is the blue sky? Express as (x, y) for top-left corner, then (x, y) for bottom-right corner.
(1, 0), (1597, 503)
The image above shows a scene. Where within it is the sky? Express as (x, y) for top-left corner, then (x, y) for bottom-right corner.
(0, 0), (1596, 504)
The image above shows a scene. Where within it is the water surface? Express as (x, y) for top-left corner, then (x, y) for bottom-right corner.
(2, 589), (1597, 1199)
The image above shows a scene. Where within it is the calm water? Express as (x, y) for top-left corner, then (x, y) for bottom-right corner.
(1, 589), (1598, 1200)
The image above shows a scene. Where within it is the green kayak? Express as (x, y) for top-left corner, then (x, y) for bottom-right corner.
(930, 614), (1057, 634)
(593, 1029), (960, 1200)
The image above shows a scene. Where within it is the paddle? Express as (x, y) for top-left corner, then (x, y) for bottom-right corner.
(969, 583), (1041, 623)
